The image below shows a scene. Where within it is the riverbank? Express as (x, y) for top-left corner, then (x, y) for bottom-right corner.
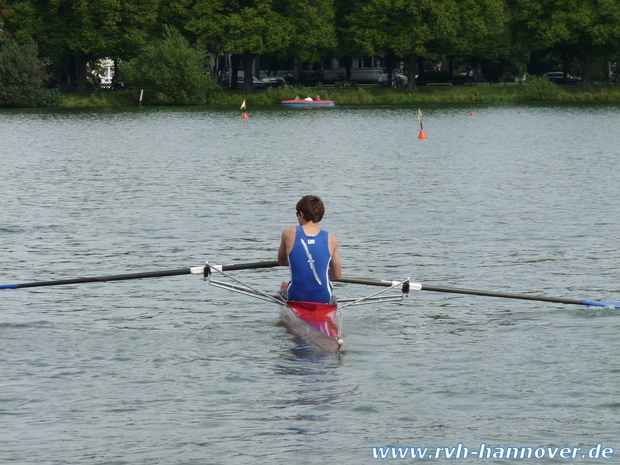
(52, 81), (620, 108)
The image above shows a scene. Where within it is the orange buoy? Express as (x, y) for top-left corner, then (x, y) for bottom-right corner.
(469, 112), (476, 116)
(418, 129), (428, 139)
(241, 112), (249, 119)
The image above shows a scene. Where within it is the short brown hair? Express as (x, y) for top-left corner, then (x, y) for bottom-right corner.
(296, 195), (325, 222)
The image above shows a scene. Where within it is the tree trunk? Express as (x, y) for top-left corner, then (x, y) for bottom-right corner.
(561, 51), (569, 84)
(77, 54), (87, 94)
(473, 60), (482, 78)
(254, 56), (260, 81)
(231, 55), (240, 89)
(385, 51), (395, 87)
(242, 55), (254, 91)
(583, 49), (593, 88)
(407, 53), (417, 91)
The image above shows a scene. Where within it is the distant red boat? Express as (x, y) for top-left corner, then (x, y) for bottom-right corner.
(281, 100), (335, 108)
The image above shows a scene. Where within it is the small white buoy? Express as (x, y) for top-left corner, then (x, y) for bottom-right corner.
(337, 339), (344, 346)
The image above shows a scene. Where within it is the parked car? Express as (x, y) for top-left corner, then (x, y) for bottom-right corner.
(541, 72), (582, 84)
(236, 76), (267, 89)
(261, 76), (286, 88)
(377, 73), (408, 87)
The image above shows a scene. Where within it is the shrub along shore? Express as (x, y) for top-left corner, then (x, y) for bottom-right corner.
(44, 80), (620, 108)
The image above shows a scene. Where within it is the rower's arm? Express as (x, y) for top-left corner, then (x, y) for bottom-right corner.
(328, 235), (342, 281)
(278, 229), (292, 266)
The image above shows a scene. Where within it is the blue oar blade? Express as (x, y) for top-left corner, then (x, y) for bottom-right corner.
(582, 301), (620, 308)
(0, 284), (18, 289)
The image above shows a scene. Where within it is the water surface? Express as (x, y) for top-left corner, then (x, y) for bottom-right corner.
(1, 102), (619, 464)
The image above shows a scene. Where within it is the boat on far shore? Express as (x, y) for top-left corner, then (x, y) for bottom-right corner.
(281, 100), (335, 108)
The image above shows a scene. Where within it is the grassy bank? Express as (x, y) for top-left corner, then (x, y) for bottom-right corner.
(58, 91), (138, 107)
(51, 82), (620, 108)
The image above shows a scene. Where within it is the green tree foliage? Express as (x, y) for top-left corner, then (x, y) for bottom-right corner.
(1, 0), (159, 93)
(452, 0), (512, 83)
(274, 0), (336, 63)
(344, 0), (453, 89)
(509, 0), (620, 86)
(451, 0), (507, 56)
(344, 0), (506, 89)
(181, 0), (335, 90)
(182, 0), (292, 90)
(0, 39), (46, 107)
(333, 0), (359, 80)
(2, 0), (620, 98)
(119, 26), (220, 104)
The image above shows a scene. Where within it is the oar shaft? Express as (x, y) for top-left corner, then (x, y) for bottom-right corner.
(336, 277), (617, 307)
(1, 261), (282, 289)
(419, 284), (584, 305)
(2, 268), (192, 289)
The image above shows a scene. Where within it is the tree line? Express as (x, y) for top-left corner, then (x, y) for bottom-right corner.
(1, 0), (619, 98)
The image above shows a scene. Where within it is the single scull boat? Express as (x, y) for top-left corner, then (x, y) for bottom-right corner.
(206, 262), (410, 352)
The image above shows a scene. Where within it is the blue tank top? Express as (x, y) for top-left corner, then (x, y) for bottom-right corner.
(287, 226), (332, 303)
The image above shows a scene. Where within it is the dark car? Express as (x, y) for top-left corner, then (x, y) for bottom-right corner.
(541, 72), (582, 84)
(236, 76), (267, 89)
(261, 76), (286, 89)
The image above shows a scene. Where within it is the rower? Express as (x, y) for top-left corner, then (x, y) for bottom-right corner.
(278, 195), (342, 304)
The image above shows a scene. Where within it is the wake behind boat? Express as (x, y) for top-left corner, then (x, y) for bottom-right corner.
(281, 100), (335, 108)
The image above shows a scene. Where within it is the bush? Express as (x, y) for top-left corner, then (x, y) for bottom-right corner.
(519, 75), (562, 101)
(39, 88), (63, 107)
(119, 27), (221, 105)
(0, 40), (47, 107)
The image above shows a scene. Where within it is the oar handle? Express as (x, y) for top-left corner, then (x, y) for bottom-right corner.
(335, 277), (415, 293)
(336, 277), (401, 287)
(218, 261), (280, 272)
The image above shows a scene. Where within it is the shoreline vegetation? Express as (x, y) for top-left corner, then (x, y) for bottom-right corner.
(35, 80), (620, 109)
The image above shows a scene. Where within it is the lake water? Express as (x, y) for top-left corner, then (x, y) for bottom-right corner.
(1, 102), (619, 464)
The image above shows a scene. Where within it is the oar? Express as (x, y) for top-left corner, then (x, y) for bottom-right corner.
(336, 277), (620, 308)
(0, 261), (281, 289)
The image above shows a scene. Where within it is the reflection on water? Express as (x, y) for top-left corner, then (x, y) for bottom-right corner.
(275, 339), (352, 457)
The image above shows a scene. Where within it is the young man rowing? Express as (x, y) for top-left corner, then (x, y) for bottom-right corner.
(278, 195), (342, 304)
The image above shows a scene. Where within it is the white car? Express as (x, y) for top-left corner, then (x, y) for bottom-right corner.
(377, 73), (408, 87)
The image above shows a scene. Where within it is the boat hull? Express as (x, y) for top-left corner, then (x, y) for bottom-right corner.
(281, 100), (335, 108)
(282, 300), (342, 352)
